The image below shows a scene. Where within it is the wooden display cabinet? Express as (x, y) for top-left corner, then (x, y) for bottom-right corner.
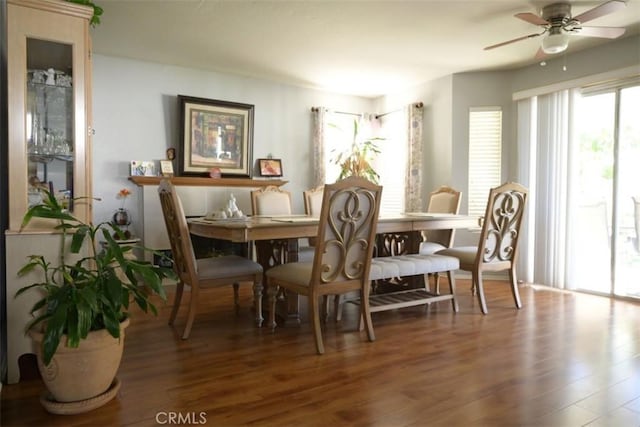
(5, 0), (93, 384)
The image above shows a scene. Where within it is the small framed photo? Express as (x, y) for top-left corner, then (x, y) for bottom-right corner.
(258, 158), (283, 177)
(130, 160), (156, 176)
(160, 160), (174, 177)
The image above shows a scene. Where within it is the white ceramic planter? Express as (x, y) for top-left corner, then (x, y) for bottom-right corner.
(29, 318), (129, 410)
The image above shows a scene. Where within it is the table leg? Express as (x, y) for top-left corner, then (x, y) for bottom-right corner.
(254, 238), (301, 324)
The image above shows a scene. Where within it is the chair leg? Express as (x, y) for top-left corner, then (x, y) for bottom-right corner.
(233, 283), (240, 314)
(182, 285), (199, 339)
(168, 281), (184, 326)
(333, 295), (343, 322)
(446, 271), (459, 312)
(423, 273), (439, 294)
(475, 271), (488, 315)
(423, 274), (432, 311)
(309, 295), (325, 354)
(321, 296), (330, 323)
(361, 283), (376, 342)
(509, 266), (522, 309)
(253, 278), (263, 327)
(267, 282), (279, 331)
(423, 273), (432, 292)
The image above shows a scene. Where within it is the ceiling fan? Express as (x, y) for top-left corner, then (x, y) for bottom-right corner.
(484, 0), (627, 59)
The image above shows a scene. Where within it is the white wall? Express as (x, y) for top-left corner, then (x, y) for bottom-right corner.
(375, 74), (454, 203)
(92, 35), (639, 239)
(511, 34), (640, 95)
(91, 55), (373, 236)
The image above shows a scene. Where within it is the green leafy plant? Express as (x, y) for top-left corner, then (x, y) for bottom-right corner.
(332, 119), (383, 184)
(15, 190), (175, 365)
(66, 0), (103, 27)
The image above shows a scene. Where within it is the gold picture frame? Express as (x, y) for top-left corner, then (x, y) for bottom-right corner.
(177, 95), (254, 177)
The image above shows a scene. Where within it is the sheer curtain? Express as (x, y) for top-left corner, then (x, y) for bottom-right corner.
(517, 90), (577, 289)
(311, 107), (326, 187)
(405, 103), (423, 212)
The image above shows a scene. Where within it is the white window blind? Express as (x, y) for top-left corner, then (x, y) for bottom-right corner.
(468, 107), (502, 218)
(376, 111), (407, 214)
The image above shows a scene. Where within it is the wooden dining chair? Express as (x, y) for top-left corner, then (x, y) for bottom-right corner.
(303, 185), (324, 218)
(305, 185), (341, 317)
(437, 182), (528, 314)
(158, 179), (264, 338)
(418, 185), (462, 293)
(251, 185), (293, 216)
(251, 185), (314, 263)
(265, 176), (382, 354)
(302, 184), (324, 250)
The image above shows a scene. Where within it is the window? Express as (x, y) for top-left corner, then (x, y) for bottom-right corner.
(376, 112), (407, 214)
(323, 112), (407, 214)
(468, 107), (502, 218)
(323, 113), (355, 185)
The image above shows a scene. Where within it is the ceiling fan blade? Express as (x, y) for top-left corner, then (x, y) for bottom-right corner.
(573, 0), (626, 24)
(573, 26), (626, 39)
(484, 32), (544, 50)
(515, 12), (549, 26)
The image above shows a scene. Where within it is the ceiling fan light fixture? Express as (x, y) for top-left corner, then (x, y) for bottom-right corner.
(541, 29), (570, 54)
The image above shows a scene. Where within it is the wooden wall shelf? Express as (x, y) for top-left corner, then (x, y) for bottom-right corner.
(129, 176), (288, 188)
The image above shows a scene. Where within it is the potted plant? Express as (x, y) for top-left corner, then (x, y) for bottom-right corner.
(15, 190), (175, 414)
(332, 119), (383, 183)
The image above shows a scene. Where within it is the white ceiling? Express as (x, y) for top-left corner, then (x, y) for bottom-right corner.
(91, 0), (640, 98)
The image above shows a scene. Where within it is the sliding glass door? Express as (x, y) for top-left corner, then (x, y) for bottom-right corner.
(615, 86), (640, 297)
(572, 85), (640, 298)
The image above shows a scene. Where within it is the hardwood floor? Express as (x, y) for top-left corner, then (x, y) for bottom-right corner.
(2, 280), (639, 426)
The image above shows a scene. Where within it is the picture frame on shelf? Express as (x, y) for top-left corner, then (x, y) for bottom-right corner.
(177, 95), (254, 178)
(257, 158), (283, 177)
(160, 160), (174, 177)
(130, 160), (156, 177)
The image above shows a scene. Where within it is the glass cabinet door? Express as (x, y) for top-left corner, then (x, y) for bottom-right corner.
(7, 0), (92, 231)
(26, 39), (75, 211)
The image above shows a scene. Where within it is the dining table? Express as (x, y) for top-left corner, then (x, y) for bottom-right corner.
(189, 213), (478, 247)
(188, 212), (479, 321)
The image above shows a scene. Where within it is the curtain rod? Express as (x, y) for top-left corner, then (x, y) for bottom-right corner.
(375, 102), (424, 119)
(311, 102), (423, 119)
(310, 107), (361, 116)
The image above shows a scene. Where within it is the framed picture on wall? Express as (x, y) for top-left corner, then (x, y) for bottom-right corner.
(177, 95), (254, 177)
(258, 158), (283, 177)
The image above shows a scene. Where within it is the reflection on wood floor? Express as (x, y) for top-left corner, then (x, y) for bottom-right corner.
(2, 279), (639, 426)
